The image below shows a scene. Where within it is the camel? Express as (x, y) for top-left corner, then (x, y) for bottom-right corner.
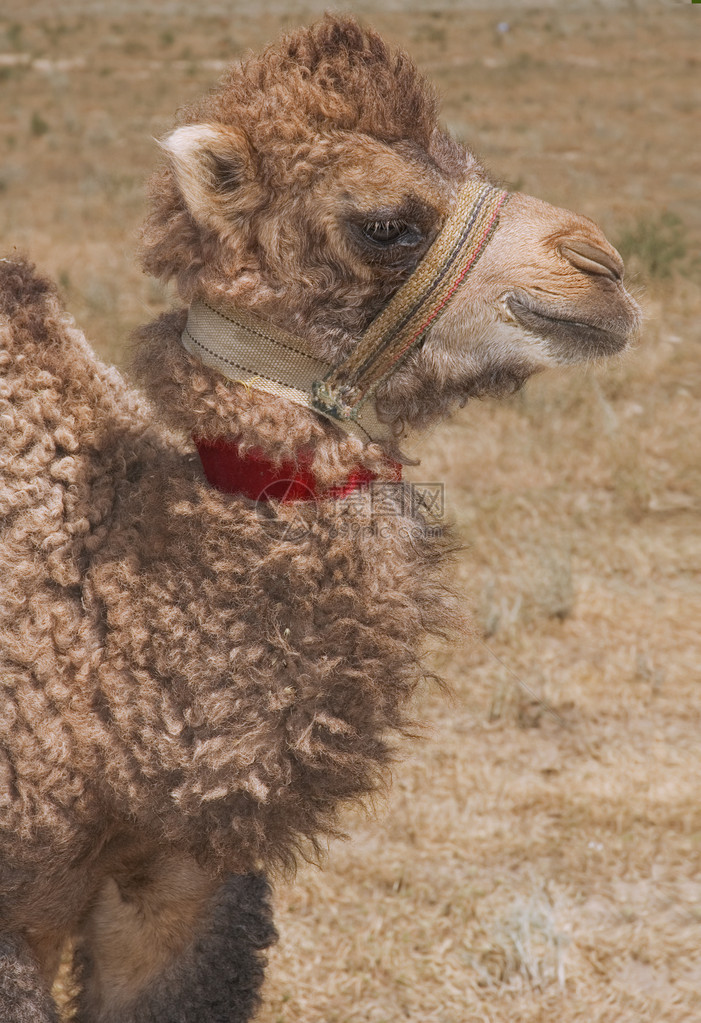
(0, 16), (639, 1023)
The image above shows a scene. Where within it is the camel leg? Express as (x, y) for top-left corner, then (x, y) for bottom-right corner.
(0, 933), (59, 1023)
(72, 852), (276, 1023)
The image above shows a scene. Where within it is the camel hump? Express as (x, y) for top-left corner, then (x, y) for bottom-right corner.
(0, 254), (82, 372)
(0, 255), (58, 324)
(0, 254), (107, 395)
(0, 255), (145, 446)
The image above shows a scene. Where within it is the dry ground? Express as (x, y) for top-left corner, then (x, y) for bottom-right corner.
(1, 2), (699, 1021)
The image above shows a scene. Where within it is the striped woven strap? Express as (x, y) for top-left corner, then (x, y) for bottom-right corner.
(312, 180), (510, 421)
(180, 301), (388, 443)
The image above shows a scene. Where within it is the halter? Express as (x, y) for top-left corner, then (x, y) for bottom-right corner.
(181, 179), (510, 444)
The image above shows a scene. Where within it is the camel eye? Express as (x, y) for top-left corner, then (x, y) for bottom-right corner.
(362, 219), (410, 245)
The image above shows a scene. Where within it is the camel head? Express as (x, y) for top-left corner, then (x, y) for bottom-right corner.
(137, 16), (639, 456)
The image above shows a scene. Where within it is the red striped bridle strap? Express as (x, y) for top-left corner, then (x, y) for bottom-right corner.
(313, 180), (510, 422)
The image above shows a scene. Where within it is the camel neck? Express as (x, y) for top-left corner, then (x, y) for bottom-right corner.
(181, 301), (388, 445)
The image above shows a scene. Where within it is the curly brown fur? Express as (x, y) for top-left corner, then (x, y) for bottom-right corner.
(140, 16), (452, 322)
(0, 14), (639, 1022)
(0, 254), (460, 1016)
(0, 935), (58, 1023)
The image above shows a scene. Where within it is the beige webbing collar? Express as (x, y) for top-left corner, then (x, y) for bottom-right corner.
(180, 179), (510, 441)
(181, 301), (387, 442)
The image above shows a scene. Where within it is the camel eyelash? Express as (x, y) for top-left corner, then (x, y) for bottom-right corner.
(359, 218), (421, 247)
(365, 219), (405, 242)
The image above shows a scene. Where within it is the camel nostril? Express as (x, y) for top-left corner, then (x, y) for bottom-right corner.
(559, 239), (624, 281)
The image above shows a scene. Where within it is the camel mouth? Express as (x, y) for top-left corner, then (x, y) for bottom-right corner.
(506, 290), (632, 360)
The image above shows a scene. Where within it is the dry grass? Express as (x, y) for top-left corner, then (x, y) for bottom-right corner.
(1, 2), (698, 1021)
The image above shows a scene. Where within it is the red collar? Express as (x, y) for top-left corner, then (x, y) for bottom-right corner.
(194, 436), (402, 502)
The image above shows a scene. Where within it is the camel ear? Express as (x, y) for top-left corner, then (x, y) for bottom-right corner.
(160, 123), (255, 231)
